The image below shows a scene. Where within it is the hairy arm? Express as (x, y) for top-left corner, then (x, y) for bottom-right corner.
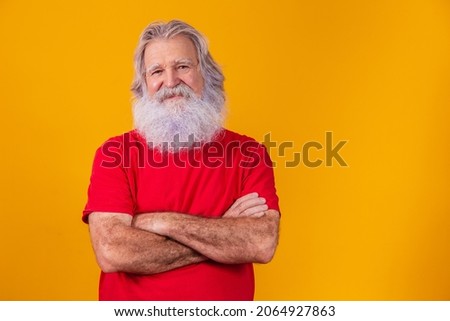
(88, 193), (278, 274)
(88, 212), (207, 274)
(133, 193), (280, 264)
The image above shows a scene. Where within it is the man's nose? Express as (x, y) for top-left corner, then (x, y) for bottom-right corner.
(164, 68), (181, 88)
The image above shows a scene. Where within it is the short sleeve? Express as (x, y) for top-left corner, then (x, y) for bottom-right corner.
(240, 142), (280, 212)
(82, 142), (135, 223)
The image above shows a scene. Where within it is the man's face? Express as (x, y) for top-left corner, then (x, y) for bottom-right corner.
(143, 35), (204, 100)
(134, 34), (224, 151)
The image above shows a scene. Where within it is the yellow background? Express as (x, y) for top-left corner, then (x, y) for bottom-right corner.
(1, 0), (449, 300)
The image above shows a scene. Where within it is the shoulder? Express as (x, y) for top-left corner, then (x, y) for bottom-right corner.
(218, 128), (261, 145)
(90, 130), (146, 166)
(216, 129), (271, 166)
(94, 130), (146, 153)
(98, 130), (144, 146)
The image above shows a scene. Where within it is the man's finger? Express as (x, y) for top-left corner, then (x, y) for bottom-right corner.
(248, 211), (267, 218)
(240, 204), (268, 217)
(228, 192), (259, 211)
(235, 197), (266, 215)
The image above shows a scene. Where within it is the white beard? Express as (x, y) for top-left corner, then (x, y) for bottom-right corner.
(133, 83), (225, 152)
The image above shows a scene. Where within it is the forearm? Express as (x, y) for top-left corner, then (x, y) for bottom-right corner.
(134, 210), (280, 264)
(105, 226), (206, 274)
(89, 213), (207, 275)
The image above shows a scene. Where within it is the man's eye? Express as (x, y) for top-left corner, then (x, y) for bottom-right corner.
(178, 65), (190, 70)
(151, 70), (163, 76)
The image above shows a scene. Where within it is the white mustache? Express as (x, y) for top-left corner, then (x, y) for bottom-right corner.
(154, 84), (194, 102)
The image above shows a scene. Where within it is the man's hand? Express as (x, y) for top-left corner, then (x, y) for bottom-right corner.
(223, 192), (269, 218)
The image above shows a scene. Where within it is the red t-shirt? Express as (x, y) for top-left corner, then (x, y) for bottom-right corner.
(83, 129), (279, 300)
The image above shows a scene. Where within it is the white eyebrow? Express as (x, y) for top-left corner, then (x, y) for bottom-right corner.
(145, 63), (162, 73)
(145, 58), (196, 73)
(174, 58), (195, 65)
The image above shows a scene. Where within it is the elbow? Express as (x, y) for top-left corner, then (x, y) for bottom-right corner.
(93, 242), (120, 273)
(255, 240), (278, 264)
(254, 215), (280, 264)
(89, 213), (132, 273)
(96, 255), (119, 273)
(254, 225), (279, 263)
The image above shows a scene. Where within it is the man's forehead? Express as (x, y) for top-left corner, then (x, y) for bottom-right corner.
(144, 36), (197, 63)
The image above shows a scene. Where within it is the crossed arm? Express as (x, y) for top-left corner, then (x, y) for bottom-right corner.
(88, 193), (280, 274)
